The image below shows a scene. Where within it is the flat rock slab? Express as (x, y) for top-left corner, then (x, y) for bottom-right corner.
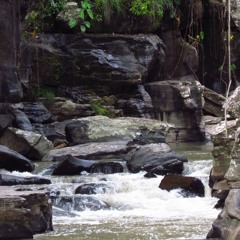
(42, 140), (130, 161)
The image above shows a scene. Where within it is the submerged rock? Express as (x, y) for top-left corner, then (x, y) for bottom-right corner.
(0, 144), (34, 172)
(53, 195), (110, 211)
(75, 183), (110, 195)
(159, 174), (205, 197)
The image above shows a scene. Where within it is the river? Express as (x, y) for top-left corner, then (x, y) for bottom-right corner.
(34, 142), (219, 240)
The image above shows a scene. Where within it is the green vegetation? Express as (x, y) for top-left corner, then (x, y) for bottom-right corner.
(31, 83), (55, 106)
(25, 0), (181, 35)
(90, 99), (116, 118)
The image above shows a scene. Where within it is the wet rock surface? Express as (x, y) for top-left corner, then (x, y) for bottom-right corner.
(0, 186), (52, 239)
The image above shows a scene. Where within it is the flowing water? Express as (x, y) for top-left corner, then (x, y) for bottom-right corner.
(31, 142), (220, 240)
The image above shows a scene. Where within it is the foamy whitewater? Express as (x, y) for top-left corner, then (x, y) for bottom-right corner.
(1, 143), (220, 240)
(35, 158), (220, 240)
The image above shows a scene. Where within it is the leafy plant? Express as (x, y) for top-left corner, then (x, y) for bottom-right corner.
(68, 0), (94, 32)
(129, 0), (181, 20)
(90, 99), (116, 118)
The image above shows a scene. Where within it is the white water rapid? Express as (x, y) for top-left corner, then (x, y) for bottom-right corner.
(3, 143), (220, 240)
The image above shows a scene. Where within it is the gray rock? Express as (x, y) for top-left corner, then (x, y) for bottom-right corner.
(0, 144), (34, 172)
(42, 140), (130, 161)
(207, 189), (240, 239)
(145, 77), (205, 142)
(127, 143), (187, 173)
(51, 155), (124, 175)
(0, 127), (54, 160)
(65, 115), (171, 145)
(53, 195), (110, 211)
(0, 186), (52, 239)
(29, 34), (164, 90)
(0, 174), (51, 186)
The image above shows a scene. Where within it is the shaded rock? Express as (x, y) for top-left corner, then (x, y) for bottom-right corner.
(0, 127), (54, 160)
(29, 34), (165, 90)
(21, 102), (52, 124)
(0, 1), (23, 102)
(159, 174), (205, 197)
(203, 87), (225, 117)
(0, 145), (34, 172)
(52, 155), (123, 175)
(65, 115), (171, 145)
(207, 189), (240, 239)
(10, 108), (33, 131)
(49, 98), (94, 121)
(0, 114), (14, 135)
(127, 143), (187, 173)
(52, 155), (96, 175)
(90, 162), (124, 174)
(35, 118), (73, 142)
(75, 183), (110, 195)
(0, 174), (51, 186)
(53, 195), (110, 211)
(0, 186), (52, 239)
(146, 159), (185, 176)
(42, 140), (130, 162)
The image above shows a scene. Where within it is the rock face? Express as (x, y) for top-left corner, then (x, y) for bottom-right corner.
(0, 0), (23, 102)
(0, 144), (35, 172)
(207, 189), (240, 239)
(145, 77), (205, 142)
(0, 187), (52, 239)
(29, 34), (165, 90)
(159, 174), (205, 197)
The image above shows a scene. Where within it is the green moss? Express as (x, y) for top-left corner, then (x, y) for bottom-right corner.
(90, 99), (116, 118)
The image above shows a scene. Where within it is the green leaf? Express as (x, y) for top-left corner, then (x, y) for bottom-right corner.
(231, 63), (237, 71)
(174, 0), (181, 5)
(85, 21), (91, 28)
(79, 9), (85, 20)
(68, 19), (77, 28)
(87, 8), (94, 20)
(80, 25), (86, 32)
(200, 31), (205, 40)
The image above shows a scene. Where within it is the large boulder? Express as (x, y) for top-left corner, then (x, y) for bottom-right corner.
(126, 143), (187, 174)
(75, 183), (110, 195)
(0, 127), (54, 160)
(144, 76), (205, 142)
(207, 189), (240, 239)
(0, 144), (34, 172)
(65, 116), (171, 144)
(159, 174), (205, 197)
(29, 34), (165, 91)
(0, 187), (52, 239)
